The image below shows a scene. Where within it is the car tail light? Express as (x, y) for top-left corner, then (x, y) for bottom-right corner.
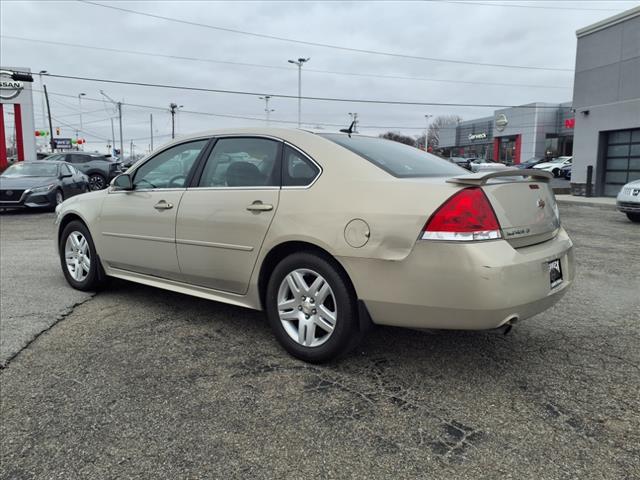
(422, 187), (501, 241)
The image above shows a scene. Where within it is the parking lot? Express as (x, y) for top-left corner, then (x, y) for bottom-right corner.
(1, 203), (639, 479)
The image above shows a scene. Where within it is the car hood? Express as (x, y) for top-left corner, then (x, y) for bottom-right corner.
(625, 179), (640, 187)
(0, 176), (58, 189)
(534, 162), (562, 169)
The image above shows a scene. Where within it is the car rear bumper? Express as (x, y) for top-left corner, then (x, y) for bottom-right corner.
(339, 227), (574, 330)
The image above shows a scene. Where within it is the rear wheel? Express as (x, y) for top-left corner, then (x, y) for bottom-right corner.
(627, 212), (640, 223)
(59, 220), (105, 291)
(89, 174), (106, 190)
(265, 252), (360, 363)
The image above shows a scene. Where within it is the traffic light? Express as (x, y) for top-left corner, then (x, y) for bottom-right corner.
(55, 127), (61, 136)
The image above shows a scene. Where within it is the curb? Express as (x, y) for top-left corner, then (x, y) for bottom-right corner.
(556, 199), (617, 210)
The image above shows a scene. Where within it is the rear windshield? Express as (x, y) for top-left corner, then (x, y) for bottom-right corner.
(320, 133), (466, 178)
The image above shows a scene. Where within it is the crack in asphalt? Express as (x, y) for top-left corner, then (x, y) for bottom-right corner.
(0, 293), (96, 370)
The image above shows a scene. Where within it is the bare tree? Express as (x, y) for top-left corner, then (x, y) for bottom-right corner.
(416, 115), (463, 150)
(379, 131), (416, 147)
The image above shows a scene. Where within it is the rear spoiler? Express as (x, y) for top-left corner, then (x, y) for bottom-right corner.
(446, 169), (553, 186)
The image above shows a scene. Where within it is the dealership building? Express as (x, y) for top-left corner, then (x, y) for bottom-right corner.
(438, 103), (575, 164)
(570, 6), (640, 196)
(439, 6), (639, 197)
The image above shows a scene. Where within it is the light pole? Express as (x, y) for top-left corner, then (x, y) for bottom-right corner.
(288, 57), (310, 127)
(170, 103), (183, 139)
(259, 96), (274, 126)
(77, 92), (86, 142)
(424, 114), (433, 151)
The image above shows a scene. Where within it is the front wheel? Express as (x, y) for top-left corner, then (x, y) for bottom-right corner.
(59, 220), (105, 291)
(552, 168), (560, 178)
(265, 252), (360, 363)
(627, 212), (640, 223)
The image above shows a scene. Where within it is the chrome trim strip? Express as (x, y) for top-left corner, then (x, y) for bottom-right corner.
(281, 141), (323, 190)
(102, 232), (174, 243)
(185, 186), (280, 191)
(108, 187), (186, 194)
(176, 238), (254, 251)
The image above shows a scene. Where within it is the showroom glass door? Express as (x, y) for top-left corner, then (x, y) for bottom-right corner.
(603, 128), (640, 197)
(499, 138), (515, 164)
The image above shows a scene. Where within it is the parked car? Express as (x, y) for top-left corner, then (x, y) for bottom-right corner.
(560, 164), (572, 180)
(533, 156), (573, 177)
(516, 158), (544, 170)
(469, 158), (512, 173)
(616, 179), (640, 223)
(43, 152), (123, 190)
(0, 161), (89, 210)
(55, 129), (574, 362)
(448, 156), (472, 170)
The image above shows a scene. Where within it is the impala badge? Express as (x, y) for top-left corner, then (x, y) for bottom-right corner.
(537, 198), (546, 209)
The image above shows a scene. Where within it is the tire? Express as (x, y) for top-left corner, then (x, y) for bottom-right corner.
(265, 251), (360, 363)
(55, 189), (64, 205)
(552, 169), (560, 178)
(59, 220), (105, 291)
(627, 212), (640, 223)
(89, 174), (106, 191)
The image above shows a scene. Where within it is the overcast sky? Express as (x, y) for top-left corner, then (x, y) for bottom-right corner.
(1, 0), (638, 155)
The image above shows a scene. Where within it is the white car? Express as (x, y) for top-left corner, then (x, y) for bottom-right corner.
(469, 159), (513, 173)
(533, 156), (573, 177)
(616, 179), (640, 223)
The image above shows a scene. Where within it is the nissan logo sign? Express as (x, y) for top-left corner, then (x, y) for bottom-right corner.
(495, 114), (508, 132)
(0, 70), (24, 100)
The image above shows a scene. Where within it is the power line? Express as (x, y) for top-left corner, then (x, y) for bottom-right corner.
(438, 0), (628, 12)
(1, 35), (571, 90)
(28, 71), (570, 109)
(78, 0), (572, 72)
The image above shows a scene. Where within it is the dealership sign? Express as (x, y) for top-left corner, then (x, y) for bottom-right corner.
(495, 113), (508, 132)
(468, 132), (488, 141)
(53, 138), (73, 150)
(0, 70), (24, 100)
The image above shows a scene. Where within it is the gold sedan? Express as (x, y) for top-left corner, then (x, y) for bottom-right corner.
(55, 128), (574, 362)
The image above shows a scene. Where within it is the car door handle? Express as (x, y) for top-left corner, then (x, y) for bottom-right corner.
(246, 201), (273, 212)
(154, 201), (174, 211)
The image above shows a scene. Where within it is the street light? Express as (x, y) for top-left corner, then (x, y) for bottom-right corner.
(288, 57), (310, 127)
(170, 103), (183, 139)
(78, 93), (86, 140)
(259, 95), (275, 126)
(424, 114), (433, 151)
(348, 112), (359, 133)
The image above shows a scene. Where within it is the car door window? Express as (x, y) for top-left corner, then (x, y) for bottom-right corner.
(198, 137), (280, 187)
(282, 145), (320, 187)
(133, 140), (208, 190)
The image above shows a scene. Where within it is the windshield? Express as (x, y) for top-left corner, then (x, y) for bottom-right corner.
(1, 163), (58, 177)
(551, 157), (571, 163)
(320, 134), (465, 177)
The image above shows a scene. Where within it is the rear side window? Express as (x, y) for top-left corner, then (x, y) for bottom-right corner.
(320, 134), (465, 178)
(198, 137), (280, 187)
(282, 145), (319, 187)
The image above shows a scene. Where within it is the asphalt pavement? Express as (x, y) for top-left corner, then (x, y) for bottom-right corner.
(1, 204), (639, 479)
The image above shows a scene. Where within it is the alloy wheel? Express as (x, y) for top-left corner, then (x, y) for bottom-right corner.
(89, 175), (105, 190)
(64, 231), (91, 282)
(277, 268), (337, 347)
(55, 190), (64, 205)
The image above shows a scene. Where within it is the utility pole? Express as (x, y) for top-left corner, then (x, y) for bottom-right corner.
(259, 96), (274, 126)
(38, 70), (47, 131)
(110, 118), (116, 157)
(424, 114), (433, 151)
(170, 103), (177, 139)
(130, 140), (134, 160)
(100, 90), (124, 161)
(287, 57), (310, 127)
(348, 112), (359, 133)
(43, 84), (55, 152)
(150, 114), (154, 151)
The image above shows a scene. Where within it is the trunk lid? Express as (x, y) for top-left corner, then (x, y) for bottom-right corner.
(447, 170), (560, 248)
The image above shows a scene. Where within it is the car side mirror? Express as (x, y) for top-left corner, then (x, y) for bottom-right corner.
(112, 173), (133, 190)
